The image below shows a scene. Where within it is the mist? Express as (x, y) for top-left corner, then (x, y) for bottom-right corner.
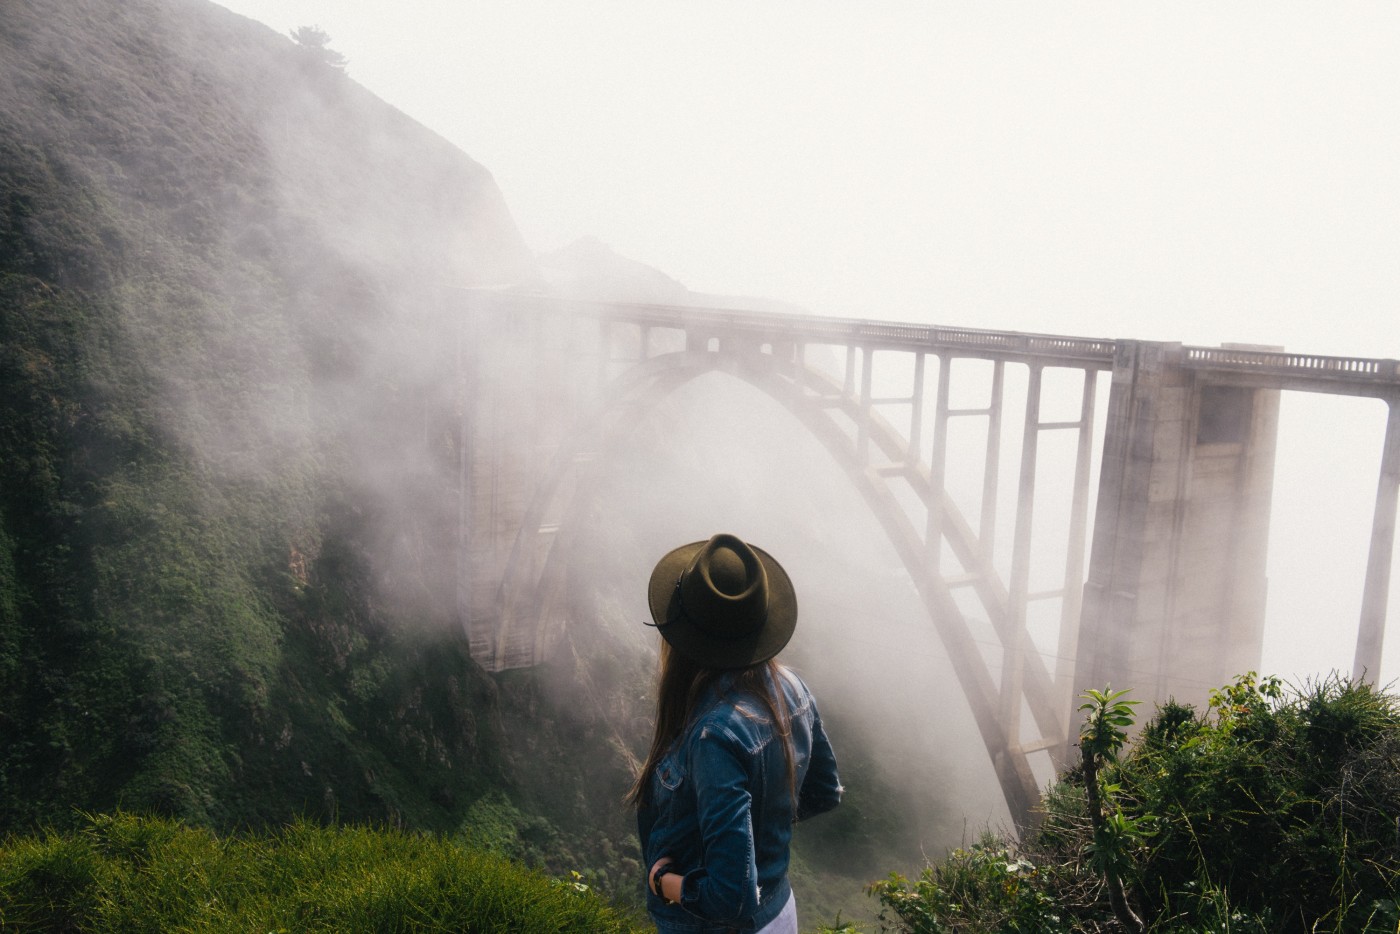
(574, 361), (1014, 839)
(6, 0), (1394, 915)
(202, 0), (1400, 846)
(211, 3), (1396, 340)
(211, 0), (1400, 679)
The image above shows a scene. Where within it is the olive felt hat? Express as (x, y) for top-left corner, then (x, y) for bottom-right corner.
(646, 533), (797, 670)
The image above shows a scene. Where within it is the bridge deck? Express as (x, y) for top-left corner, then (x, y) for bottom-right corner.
(577, 298), (1119, 366)
(1182, 345), (1400, 398)
(483, 292), (1400, 394)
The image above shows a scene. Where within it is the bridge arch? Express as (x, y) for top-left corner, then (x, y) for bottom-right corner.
(457, 290), (1400, 829)
(486, 337), (1065, 822)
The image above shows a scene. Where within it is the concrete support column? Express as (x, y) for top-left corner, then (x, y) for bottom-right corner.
(1054, 369), (1098, 718)
(927, 355), (951, 568)
(1077, 341), (1280, 710)
(980, 361), (1005, 562)
(1001, 365), (1043, 741)
(1355, 399), (1400, 681)
(857, 347), (873, 462)
(907, 352), (926, 467)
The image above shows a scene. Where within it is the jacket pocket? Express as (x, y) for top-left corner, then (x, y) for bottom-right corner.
(656, 749), (686, 791)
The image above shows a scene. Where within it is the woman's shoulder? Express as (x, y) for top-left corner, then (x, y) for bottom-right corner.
(679, 699), (757, 759)
(690, 666), (814, 734)
(774, 664), (815, 714)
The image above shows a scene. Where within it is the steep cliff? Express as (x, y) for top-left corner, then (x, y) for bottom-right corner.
(0, 0), (559, 834)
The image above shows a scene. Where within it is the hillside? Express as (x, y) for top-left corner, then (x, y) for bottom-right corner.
(0, 0), (577, 838)
(0, 1), (964, 922)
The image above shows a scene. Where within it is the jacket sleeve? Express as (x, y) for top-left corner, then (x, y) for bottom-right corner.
(796, 702), (842, 822)
(676, 726), (761, 924)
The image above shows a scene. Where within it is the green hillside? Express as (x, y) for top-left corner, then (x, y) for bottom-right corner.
(0, 0), (603, 844)
(0, 1), (939, 923)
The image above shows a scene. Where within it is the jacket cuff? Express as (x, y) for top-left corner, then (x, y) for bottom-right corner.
(678, 867), (707, 912)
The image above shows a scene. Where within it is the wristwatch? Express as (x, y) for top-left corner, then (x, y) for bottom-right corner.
(651, 863), (680, 901)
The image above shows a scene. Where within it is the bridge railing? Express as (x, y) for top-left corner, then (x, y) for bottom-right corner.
(554, 297), (1120, 365)
(462, 288), (1400, 389)
(1182, 345), (1400, 393)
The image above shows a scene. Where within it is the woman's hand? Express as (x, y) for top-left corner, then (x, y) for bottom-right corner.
(648, 856), (681, 904)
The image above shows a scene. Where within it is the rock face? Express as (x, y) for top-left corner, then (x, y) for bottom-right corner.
(0, 0), (557, 832)
(1, 0), (537, 290)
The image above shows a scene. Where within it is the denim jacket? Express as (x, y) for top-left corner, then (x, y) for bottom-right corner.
(637, 667), (842, 932)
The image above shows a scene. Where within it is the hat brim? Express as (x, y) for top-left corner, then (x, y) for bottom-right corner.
(647, 539), (798, 670)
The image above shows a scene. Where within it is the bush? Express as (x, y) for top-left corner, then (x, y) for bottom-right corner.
(872, 675), (1400, 933)
(868, 834), (1067, 933)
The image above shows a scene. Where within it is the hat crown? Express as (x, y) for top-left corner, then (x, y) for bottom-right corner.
(680, 534), (768, 639)
(705, 545), (754, 596)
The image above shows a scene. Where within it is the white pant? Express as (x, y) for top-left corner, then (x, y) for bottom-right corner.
(755, 892), (797, 934)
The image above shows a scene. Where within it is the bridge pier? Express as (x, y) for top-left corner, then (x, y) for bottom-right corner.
(1356, 400), (1400, 680)
(1078, 341), (1280, 709)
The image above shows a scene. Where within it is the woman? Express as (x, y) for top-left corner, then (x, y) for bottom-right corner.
(630, 533), (842, 933)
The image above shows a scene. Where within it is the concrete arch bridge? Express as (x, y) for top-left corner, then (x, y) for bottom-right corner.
(454, 289), (1400, 825)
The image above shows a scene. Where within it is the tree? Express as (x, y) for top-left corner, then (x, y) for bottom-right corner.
(1078, 686), (1148, 933)
(290, 25), (347, 72)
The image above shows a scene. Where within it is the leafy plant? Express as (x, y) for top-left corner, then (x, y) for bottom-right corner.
(867, 834), (1067, 933)
(869, 675), (1400, 933)
(1078, 686), (1148, 932)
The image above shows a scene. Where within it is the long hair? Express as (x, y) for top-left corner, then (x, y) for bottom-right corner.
(628, 641), (796, 809)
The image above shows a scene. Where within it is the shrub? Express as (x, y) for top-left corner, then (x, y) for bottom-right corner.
(872, 675), (1400, 933)
(868, 834), (1067, 933)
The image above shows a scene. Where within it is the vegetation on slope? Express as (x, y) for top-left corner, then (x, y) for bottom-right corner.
(869, 675), (1400, 932)
(0, 811), (645, 932)
(0, 0), (550, 843)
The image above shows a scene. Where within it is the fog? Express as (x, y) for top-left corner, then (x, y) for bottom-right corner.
(211, 0), (1400, 679)
(579, 362), (1013, 834)
(215, 2), (1397, 346)
(206, 0), (1398, 849)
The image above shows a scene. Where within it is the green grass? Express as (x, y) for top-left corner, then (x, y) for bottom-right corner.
(0, 811), (646, 932)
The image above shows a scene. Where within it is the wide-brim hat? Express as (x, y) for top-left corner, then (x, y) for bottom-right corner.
(647, 533), (797, 670)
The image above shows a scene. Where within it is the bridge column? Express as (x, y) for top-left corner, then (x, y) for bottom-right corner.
(926, 355), (951, 567)
(1355, 398), (1400, 681)
(980, 361), (1005, 562)
(1078, 341), (1280, 709)
(457, 292), (589, 669)
(1000, 365), (1042, 742)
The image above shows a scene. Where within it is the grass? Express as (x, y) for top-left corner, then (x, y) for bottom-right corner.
(0, 812), (646, 932)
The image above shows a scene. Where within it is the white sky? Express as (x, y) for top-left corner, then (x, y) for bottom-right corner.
(216, 0), (1398, 354)
(213, 0), (1400, 683)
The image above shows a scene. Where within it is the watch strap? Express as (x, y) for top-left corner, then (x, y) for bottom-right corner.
(651, 863), (679, 898)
